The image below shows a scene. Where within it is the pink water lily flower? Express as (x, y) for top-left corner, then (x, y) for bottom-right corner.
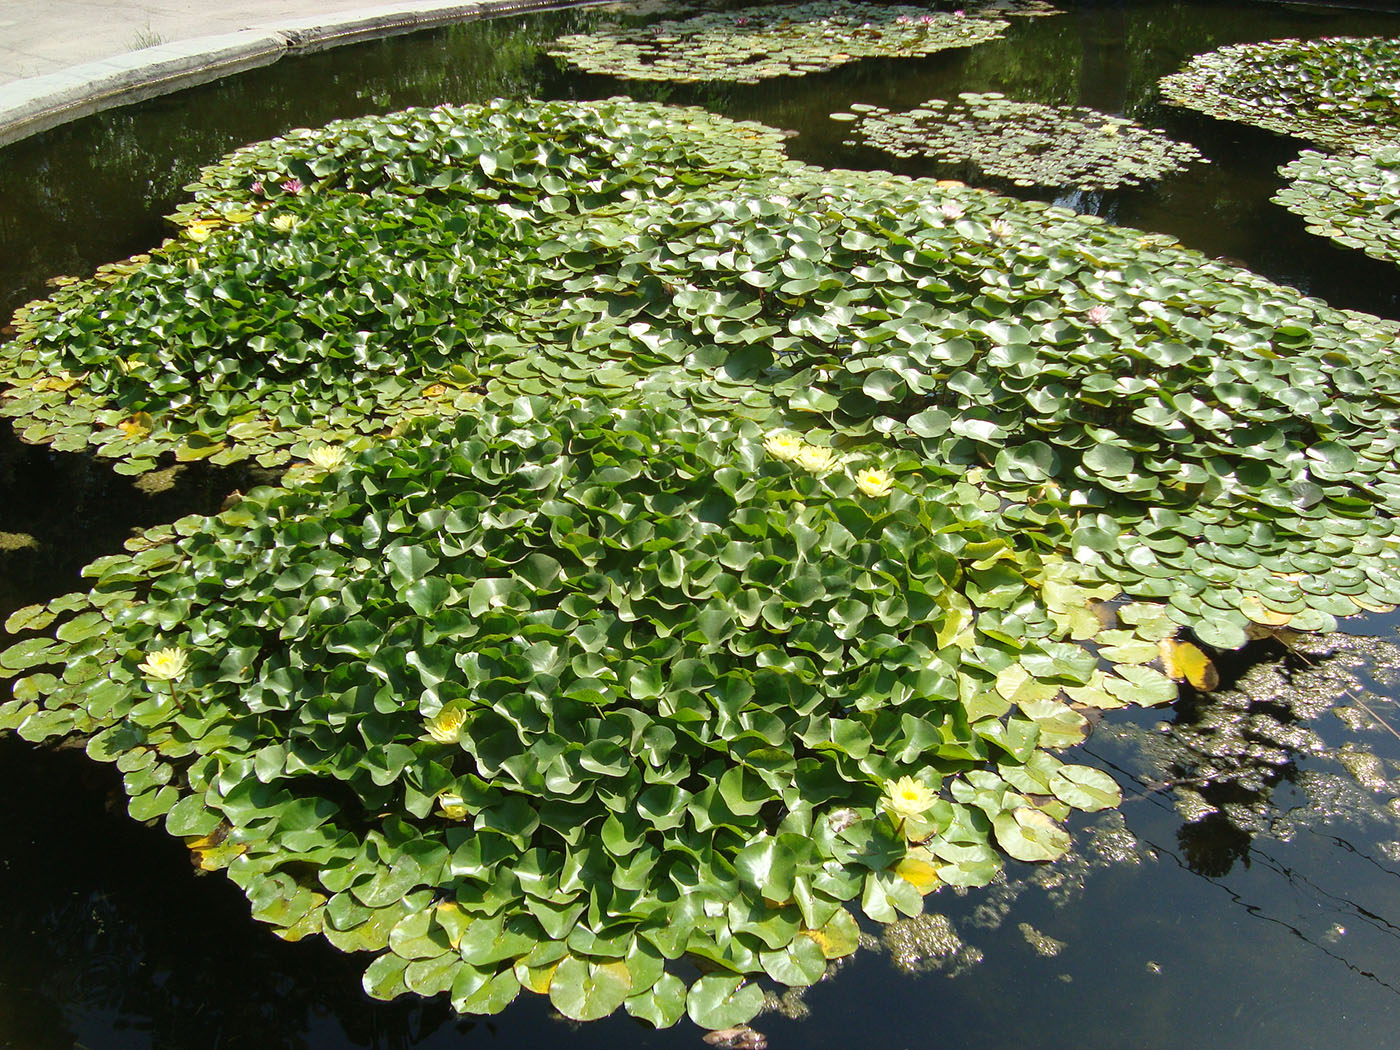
(281, 177), (304, 194)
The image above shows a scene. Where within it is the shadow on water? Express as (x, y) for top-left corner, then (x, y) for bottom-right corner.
(4, 2), (1400, 1047)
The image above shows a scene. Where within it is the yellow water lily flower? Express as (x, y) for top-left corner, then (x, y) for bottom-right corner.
(764, 431), (804, 462)
(794, 444), (836, 474)
(139, 646), (188, 681)
(185, 223), (213, 243)
(436, 792), (470, 820)
(307, 445), (346, 471)
(883, 775), (938, 823)
(270, 214), (298, 232)
(117, 414), (151, 440)
(854, 466), (893, 498)
(426, 706), (466, 744)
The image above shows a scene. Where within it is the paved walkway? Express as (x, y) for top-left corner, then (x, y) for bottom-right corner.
(0, 0), (578, 146)
(0, 0), (432, 83)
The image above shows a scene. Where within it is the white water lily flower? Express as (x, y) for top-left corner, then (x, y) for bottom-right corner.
(794, 444), (836, 474)
(437, 792), (470, 820)
(426, 706), (466, 744)
(764, 431), (804, 462)
(988, 218), (1015, 239)
(307, 445), (346, 471)
(854, 466), (894, 498)
(139, 646), (188, 681)
(939, 201), (965, 221)
(883, 775), (938, 823)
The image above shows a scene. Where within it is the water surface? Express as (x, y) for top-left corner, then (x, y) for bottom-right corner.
(3, 3), (1400, 1047)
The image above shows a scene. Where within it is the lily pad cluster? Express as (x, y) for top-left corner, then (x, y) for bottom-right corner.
(0, 397), (1123, 1028)
(832, 93), (1207, 190)
(0, 98), (796, 474)
(546, 2), (1010, 84)
(7, 99), (1400, 648)
(7, 97), (1400, 1026)
(1274, 144), (1400, 267)
(1159, 36), (1400, 150)
(476, 177), (1400, 651)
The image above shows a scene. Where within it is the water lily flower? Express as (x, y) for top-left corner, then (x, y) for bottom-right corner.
(1086, 304), (1112, 325)
(250, 180), (264, 196)
(270, 214), (298, 233)
(764, 431), (804, 462)
(854, 466), (894, 497)
(896, 14), (910, 23)
(1099, 122), (1120, 137)
(795, 444), (837, 474)
(307, 444), (346, 471)
(920, 13), (935, 23)
(426, 706), (467, 744)
(140, 646), (188, 681)
(883, 775), (938, 824)
(939, 201), (965, 221)
(437, 792), (470, 820)
(734, 15), (749, 24)
(988, 218), (1015, 239)
(281, 177), (304, 194)
(185, 223), (212, 243)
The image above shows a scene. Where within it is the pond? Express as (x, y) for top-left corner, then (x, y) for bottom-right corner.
(3, 1), (1400, 1047)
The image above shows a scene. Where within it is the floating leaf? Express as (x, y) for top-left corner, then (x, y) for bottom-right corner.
(549, 956), (632, 1022)
(686, 974), (765, 1030)
(1159, 638), (1220, 691)
(992, 806), (1071, 863)
(1047, 765), (1122, 812)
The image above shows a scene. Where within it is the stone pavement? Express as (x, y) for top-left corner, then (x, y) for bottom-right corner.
(0, 0), (577, 146)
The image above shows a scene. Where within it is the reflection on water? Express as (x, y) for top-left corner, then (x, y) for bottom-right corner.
(4, 1), (1400, 1047)
(1097, 630), (1400, 878)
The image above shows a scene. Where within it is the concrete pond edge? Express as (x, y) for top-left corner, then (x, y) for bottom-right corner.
(0, 0), (591, 148)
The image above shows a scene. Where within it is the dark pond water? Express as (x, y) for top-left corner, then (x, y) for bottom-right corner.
(5, 1), (1400, 1047)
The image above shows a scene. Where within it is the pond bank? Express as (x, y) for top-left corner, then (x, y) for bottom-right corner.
(0, 0), (593, 147)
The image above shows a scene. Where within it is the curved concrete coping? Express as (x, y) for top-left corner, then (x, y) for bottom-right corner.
(0, 0), (587, 149)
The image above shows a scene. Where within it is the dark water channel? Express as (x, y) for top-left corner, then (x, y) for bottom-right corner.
(4, 1), (1400, 1047)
